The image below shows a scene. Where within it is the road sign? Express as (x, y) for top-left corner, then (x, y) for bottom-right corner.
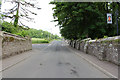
(107, 13), (112, 24)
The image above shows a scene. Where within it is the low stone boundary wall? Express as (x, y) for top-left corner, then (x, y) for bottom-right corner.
(0, 31), (32, 59)
(0, 31), (2, 59)
(67, 36), (120, 65)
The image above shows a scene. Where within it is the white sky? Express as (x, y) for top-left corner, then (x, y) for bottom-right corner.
(1, 0), (61, 36)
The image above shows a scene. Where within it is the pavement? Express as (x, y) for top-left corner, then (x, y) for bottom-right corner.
(65, 43), (118, 78)
(0, 40), (118, 78)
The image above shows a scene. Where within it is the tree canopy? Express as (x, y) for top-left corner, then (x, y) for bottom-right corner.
(50, 2), (120, 40)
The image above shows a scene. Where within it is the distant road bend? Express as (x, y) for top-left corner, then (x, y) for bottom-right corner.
(3, 40), (109, 78)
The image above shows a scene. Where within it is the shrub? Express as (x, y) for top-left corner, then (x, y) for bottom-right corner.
(103, 36), (108, 38)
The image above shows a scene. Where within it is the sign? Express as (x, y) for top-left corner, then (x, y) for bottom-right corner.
(107, 13), (112, 24)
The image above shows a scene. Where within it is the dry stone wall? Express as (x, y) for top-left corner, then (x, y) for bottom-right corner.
(0, 31), (32, 59)
(67, 36), (120, 65)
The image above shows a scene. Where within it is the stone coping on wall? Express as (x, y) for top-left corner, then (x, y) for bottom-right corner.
(3, 31), (30, 40)
(88, 36), (120, 43)
(81, 38), (91, 42)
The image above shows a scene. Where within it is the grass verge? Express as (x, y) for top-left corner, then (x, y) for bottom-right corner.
(32, 38), (49, 44)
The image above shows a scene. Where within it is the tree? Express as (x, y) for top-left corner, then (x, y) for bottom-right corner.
(2, 0), (41, 29)
(1, 21), (60, 39)
(50, 2), (120, 40)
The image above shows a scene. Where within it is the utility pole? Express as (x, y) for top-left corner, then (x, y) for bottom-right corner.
(115, 9), (119, 36)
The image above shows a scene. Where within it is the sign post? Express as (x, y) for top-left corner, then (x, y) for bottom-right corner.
(107, 13), (112, 24)
(115, 9), (119, 36)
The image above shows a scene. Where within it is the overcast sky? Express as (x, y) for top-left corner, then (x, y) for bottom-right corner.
(1, 0), (61, 36)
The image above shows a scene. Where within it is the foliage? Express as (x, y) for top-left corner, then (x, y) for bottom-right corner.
(16, 30), (28, 37)
(103, 36), (108, 38)
(50, 2), (120, 40)
(2, 21), (17, 33)
(27, 28), (60, 39)
(1, 21), (60, 39)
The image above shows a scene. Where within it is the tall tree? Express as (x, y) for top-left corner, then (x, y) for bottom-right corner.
(2, 0), (41, 29)
(50, 2), (120, 40)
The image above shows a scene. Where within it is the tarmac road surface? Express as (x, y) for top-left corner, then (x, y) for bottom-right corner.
(2, 41), (109, 78)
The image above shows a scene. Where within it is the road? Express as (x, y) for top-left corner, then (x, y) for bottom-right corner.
(2, 40), (109, 78)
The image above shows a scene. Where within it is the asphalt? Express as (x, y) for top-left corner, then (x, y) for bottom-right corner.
(2, 40), (115, 78)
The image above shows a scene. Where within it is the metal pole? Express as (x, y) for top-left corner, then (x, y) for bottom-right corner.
(116, 9), (119, 36)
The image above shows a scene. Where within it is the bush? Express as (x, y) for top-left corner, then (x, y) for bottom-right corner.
(16, 30), (28, 37)
(2, 22), (17, 33)
(103, 36), (108, 38)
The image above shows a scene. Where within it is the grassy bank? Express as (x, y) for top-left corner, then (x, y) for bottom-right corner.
(32, 38), (49, 44)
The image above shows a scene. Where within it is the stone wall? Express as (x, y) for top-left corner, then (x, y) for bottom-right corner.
(0, 31), (3, 59)
(67, 36), (120, 65)
(0, 31), (32, 59)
